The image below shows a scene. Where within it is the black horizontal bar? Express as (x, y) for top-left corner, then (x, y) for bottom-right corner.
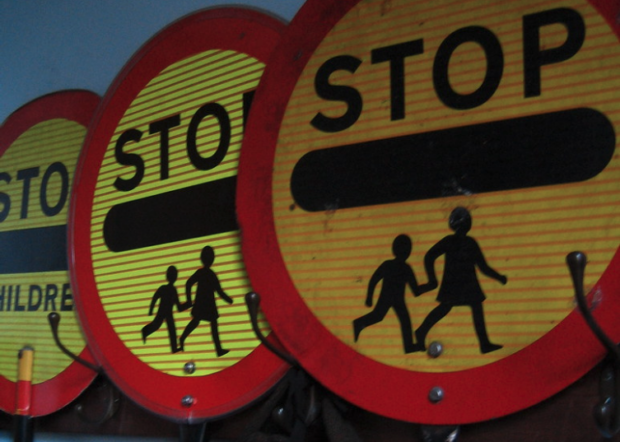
(103, 176), (238, 252)
(0, 225), (67, 274)
(291, 108), (615, 212)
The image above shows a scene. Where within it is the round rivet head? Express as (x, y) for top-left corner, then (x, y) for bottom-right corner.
(428, 341), (444, 358)
(184, 361), (196, 374)
(181, 395), (194, 408)
(428, 386), (444, 404)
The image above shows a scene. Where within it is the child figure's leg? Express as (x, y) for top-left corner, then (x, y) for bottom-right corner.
(179, 317), (200, 351)
(165, 315), (180, 353)
(142, 313), (165, 343)
(471, 303), (502, 354)
(414, 303), (452, 351)
(393, 303), (415, 353)
(353, 296), (390, 342)
(210, 319), (229, 357)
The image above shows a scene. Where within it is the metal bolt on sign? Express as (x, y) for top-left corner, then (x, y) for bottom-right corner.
(183, 362), (196, 375)
(428, 342), (444, 358)
(181, 395), (195, 408)
(428, 387), (445, 404)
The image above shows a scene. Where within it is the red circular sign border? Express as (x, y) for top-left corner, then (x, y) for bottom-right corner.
(70, 8), (289, 421)
(0, 90), (100, 417)
(236, 0), (620, 424)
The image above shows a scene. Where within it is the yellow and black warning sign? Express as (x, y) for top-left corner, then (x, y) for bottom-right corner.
(71, 8), (288, 420)
(237, 0), (620, 424)
(0, 91), (99, 416)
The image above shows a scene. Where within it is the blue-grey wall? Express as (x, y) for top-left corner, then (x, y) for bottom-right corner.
(0, 0), (305, 123)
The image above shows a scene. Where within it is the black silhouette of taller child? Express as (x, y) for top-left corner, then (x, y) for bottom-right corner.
(141, 265), (184, 353)
(414, 207), (507, 354)
(353, 234), (424, 353)
(179, 246), (234, 357)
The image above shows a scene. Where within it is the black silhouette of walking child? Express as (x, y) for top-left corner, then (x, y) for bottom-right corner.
(413, 207), (507, 354)
(179, 246), (233, 357)
(141, 265), (184, 353)
(353, 234), (425, 353)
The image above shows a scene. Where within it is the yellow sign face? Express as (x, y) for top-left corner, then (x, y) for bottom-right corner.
(0, 119), (86, 384)
(271, 0), (620, 372)
(90, 50), (269, 376)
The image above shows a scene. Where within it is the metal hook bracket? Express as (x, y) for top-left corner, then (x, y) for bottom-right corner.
(244, 292), (328, 439)
(179, 421), (209, 442)
(567, 251), (620, 438)
(420, 425), (460, 442)
(74, 375), (121, 425)
(47, 312), (100, 373)
(47, 312), (123, 425)
(245, 292), (462, 441)
(244, 292), (298, 367)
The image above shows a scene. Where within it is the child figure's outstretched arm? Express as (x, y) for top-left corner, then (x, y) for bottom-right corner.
(215, 276), (233, 304)
(422, 239), (446, 291)
(173, 289), (184, 312)
(185, 271), (200, 305)
(472, 241), (508, 285)
(406, 266), (422, 297)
